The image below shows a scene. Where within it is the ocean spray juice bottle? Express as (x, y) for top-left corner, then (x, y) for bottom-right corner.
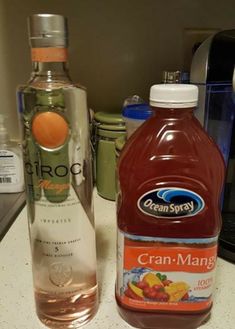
(116, 84), (225, 329)
(17, 14), (98, 328)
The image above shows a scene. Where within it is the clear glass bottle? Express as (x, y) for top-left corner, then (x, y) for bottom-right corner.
(0, 114), (24, 192)
(17, 14), (98, 328)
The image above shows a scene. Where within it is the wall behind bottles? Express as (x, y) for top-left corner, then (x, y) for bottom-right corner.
(1, 0), (235, 139)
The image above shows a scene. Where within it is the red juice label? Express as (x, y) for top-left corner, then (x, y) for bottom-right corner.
(116, 231), (218, 312)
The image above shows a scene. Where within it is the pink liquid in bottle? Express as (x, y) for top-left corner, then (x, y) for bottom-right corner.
(116, 84), (225, 329)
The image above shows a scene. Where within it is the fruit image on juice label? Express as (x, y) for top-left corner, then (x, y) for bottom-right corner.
(116, 230), (218, 312)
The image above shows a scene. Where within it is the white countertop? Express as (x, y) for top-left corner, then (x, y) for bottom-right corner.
(0, 192), (234, 329)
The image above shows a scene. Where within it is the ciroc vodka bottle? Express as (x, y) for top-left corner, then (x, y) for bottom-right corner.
(17, 14), (98, 328)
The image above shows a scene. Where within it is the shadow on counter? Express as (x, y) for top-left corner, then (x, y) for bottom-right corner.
(0, 192), (26, 241)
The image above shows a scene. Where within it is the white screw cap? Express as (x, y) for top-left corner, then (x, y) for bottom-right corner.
(150, 84), (198, 108)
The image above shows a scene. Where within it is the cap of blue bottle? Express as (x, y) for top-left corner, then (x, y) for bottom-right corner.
(122, 95), (152, 121)
(122, 103), (153, 120)
(122, 95), (153, 138)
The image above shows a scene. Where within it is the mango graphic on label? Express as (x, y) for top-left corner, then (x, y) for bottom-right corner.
(143, 272), (163, 287)
(165, 281), (190, 302)
(128, 282), (144, 298)
(32, 112), (69, 149)
(124, 272), (190, 303)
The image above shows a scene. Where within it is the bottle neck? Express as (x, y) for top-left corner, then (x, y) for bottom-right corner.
(0, 132), (9, 145)
(29, 47), (71, 84)
(31, 61), (70, 78)
(151, 106), (194, 118)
